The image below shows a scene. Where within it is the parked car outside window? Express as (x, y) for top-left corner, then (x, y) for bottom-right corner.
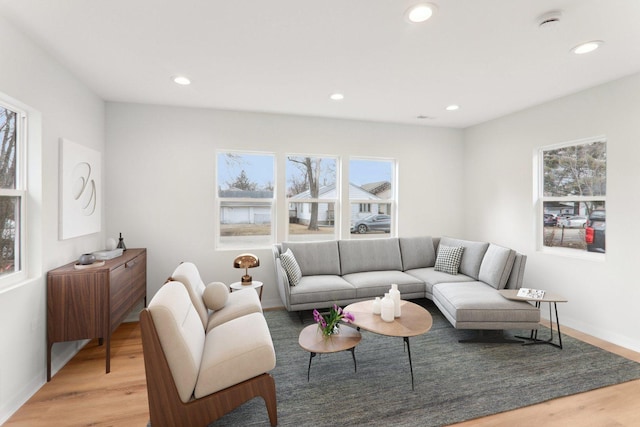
(543, 213), (557, 226)
(585, 209), (605, 253)
(557, 215), (587, 228)
(350, 214), (390, 234)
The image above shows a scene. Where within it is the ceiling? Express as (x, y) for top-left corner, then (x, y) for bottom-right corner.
(1, 0), (640, 128)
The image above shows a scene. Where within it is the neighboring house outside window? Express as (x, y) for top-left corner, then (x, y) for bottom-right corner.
(540, 137), (606, 254)
(216, 152), (275, 249)
(286, 155), (337, 242)
(0, 100), (25, 283)
(349, 158), (395, 237)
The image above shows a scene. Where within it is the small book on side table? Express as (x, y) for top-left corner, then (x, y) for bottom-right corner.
(517, 287), (545, 299)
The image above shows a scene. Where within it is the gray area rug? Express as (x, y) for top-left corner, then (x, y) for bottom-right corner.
(212, 299), (640, 426)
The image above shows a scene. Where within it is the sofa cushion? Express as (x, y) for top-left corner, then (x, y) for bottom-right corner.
(342, 270), (426, 299)
(433, 281), (540, 327)
(439, 237), (490, 280)
(478, 244), (516, 290)
(202, 282), (229, 311)
(206, 288), (263, 332)
(405, 267), (476, 298)
(280, 248), (302, 286)
(399, 236), (436, 270)
(170, 262), (210, 330)
(339, 238), (403, 275)
(148, 281), (205, 403)
(195, 312), (276, 398)
(434, 245), (464, 275)
(282, 241), (341, 276)
(289, 275), (356, 306)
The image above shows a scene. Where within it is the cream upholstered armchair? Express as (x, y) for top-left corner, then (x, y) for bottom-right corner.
(140, 281), (277, 426)
(170, 261), (262, 332)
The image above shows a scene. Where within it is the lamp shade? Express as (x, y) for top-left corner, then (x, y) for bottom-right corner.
(233, 253), (260, 284)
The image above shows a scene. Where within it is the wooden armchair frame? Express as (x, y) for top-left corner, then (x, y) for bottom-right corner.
(140, 309), (278, 426)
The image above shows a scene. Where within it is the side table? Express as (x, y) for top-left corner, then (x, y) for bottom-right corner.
(230, 280), (264, 301)
(499, 289), (568, 349)
(298, 324), (361, 381)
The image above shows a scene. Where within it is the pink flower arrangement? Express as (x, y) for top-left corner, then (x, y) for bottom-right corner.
(313, 304), (355, 337)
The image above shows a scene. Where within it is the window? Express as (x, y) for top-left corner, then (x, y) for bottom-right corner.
(286, 155), (337, 241)
(0, 101), (25, 280)
(540, 137), (606, 253)
(349, 158), (395, 237)
(216, 152), (275, 249)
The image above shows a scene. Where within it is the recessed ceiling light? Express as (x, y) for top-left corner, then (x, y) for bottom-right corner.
(571, 40), (603, 55)
(330, 93), (344, 101)
(445, 105), (459, 111)
(405, 3), (438, 23)
(172, 75), (191, 85)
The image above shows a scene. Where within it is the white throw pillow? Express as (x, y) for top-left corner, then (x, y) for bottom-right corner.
(280, 248), (302, 286)
(434, 245), (465, 275)
(202, 282), (229, 311)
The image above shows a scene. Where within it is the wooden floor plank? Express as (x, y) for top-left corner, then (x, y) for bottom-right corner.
(5, 321), (640, 426)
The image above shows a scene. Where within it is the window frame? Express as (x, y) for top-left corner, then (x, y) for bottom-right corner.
(0, 98), (27, 287)
(215, 150), (276, 250)
(537, 136), (606, 256)
(284, 154), (339, 242)
(348, 157), (397, 239)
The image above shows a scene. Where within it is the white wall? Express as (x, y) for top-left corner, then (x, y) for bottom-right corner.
(463, 72), (640, 352)
(0, 15), (105, 423)
(105, 103), (465, 308)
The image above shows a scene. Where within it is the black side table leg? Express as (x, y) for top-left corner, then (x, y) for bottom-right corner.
(404, 337), (415, 391)
(349, 347), (357, 373)
(307, 352), (316, 381)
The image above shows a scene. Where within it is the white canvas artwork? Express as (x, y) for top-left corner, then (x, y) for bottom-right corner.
(59, 138), (101, 239)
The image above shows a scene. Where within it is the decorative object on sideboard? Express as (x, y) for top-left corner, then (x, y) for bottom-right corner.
(233, 253), (260, 284)
(92, 248), (123, 260)
(77, 253), (96, 265)
(106, 237), (117, 250)
(116, 232), (126, 251)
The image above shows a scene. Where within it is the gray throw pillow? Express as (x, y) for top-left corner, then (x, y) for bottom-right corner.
(434, 245), (464, 275)
(280, 248), (302, 286)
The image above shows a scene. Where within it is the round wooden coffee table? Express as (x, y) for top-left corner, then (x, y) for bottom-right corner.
(344, 299), (432, 390)
(298, 324), (361, 381)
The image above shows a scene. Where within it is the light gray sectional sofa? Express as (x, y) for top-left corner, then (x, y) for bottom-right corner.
(272, 236), (540, 332)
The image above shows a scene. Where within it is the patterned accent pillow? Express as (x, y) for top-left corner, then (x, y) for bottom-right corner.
(434, 245), (465, 275)
(280, 248), (302, 286)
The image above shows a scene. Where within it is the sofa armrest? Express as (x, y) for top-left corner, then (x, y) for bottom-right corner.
(272, 245), (292, 310)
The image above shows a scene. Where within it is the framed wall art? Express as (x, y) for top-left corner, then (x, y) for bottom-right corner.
(59, 138), (101, 240)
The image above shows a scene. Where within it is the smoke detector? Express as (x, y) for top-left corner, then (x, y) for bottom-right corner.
(537, 10), (562, 29)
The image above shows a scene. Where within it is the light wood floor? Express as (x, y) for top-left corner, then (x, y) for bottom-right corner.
(5, 320), (640, 427)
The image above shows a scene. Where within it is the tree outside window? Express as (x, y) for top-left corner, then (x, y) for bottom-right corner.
(541, 138), (606, 253)
(0, 103), (23, 277)
(286, 156), (337, 241)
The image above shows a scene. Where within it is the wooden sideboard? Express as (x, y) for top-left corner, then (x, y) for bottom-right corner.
(47, 248), (147, 381)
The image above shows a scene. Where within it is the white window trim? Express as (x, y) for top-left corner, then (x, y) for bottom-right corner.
(215, 150), (276, 251)
(347, 157), (398, 239)
(0, 96), (34, 291)
(536, 136), (606, 257)
(284, 154), (340, 241)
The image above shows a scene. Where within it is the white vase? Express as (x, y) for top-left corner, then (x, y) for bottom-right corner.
(372, 296), (381, 314)
(381, 293), (394, 322)
(389, 283), (401, 318)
